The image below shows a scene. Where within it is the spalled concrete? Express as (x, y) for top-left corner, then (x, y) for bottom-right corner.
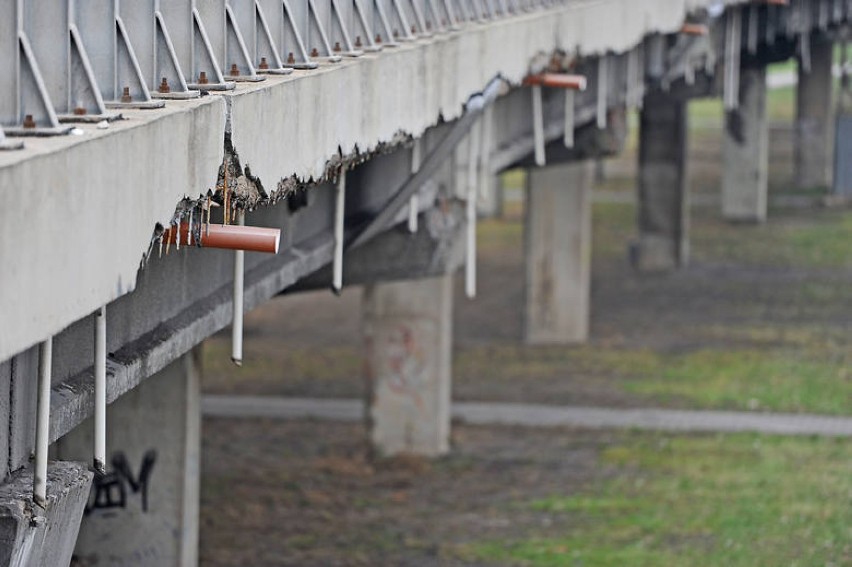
(0, 0), (745, 365)
(0, 461), (93, 567)
(56, 350), (201, 567)
(524, 161), (593, 344)
(634, 90), (690, 271)
(363, 275), (453, 456)
(795, 34), (834, 190)
(722, 65), (769, 223)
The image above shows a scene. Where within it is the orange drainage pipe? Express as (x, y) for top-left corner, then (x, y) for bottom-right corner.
(164, 223), (281, 253)
(523, 73), (587, 91)
(680, 23), (709, 36)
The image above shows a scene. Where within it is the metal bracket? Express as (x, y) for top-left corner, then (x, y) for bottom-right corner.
(224, 3), (268, 81)
(306, 0), (343, 62)
(278, 0), (320, 69)
(0, 126), (24, 150)
(248, 0), (294, 74)
(187, 6), (237, 90)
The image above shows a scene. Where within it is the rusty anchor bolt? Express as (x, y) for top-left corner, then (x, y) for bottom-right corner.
(230, 63), (240, 77)
(333, 42), (342, 53)
(393, 29), (399, 38)
(355, 36), (363, 48)
(375, 33), (382, 44)
(121, 86), (132, 103)
(310, 47), (319, 58)
(198, 71), (209, 85)
(158, 77), (171, 93)
(259, 57), (269, 70)
(426, 21), (432, 30)
(441, 18), (447, 26)
(287, 52), (296, 65)
(73, 106), (87, 116)
(22, 114), (36, 129)
(411, 24), (417, 34)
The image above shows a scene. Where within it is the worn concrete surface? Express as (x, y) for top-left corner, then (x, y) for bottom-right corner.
(722, 66), (769, 222)
(795, 34), (834, 189)
(524, 162), (593, 343)
(635, 90), (690, 271)
(363, 275), (454, 456)
(0, 461), (92, 567)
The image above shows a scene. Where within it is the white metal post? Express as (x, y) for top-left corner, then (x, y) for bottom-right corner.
(34, 337), (52, 509)
(408, 139), (421, 233)
(333, 170), (346, 292)
(94, 306), (107, 474)
(532, 84), (545, 166)
(231, 210), (245, 366)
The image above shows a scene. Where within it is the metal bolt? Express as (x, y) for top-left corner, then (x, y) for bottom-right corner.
(121, 86), (132, 103)
(411, 25), (416, 34)
(198, 71), (209, 85)
(259, 57), (269, 70)
(355, 36), (362, 48)
(393, 29), (399, 38)
(426, 21), (432, 30)
(159, 77), (171, 93)
(375, 33), (382, 44)
(310, 47), (319, 58)
(287, 52), (296, 65)
(23, 114), (36, 129)
(230, 63), (240, 77)
(73, 106), (87, 116)
(333, 42), (341, 52)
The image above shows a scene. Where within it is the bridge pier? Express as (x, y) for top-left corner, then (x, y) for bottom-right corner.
(722, 65), (769, 223)
(363, 275), (453, 457)
(796, 34), (834, 190)
(56, 349), (201, 567)
(634, 90), (690, 272)
(523, 161), (593, 344)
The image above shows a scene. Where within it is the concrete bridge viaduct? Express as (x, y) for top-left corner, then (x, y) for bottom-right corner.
(0, 0), (844, 563)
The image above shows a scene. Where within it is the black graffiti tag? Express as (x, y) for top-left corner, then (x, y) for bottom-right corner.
(86, 450), (157, 515)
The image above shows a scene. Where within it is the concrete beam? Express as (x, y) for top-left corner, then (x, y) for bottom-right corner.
(0, 462), (92, 567)
(796, 34), (834, 190)
(524, 161), (593, 344)
(363, 275), (453, 457)
(634, 90), (690, 271)
(722, 65), (768, 223)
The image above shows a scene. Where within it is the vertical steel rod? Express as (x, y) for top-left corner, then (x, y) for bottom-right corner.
(408, 139), (422, 233)
(564, 89), (575, 148)
(333, 171), (346, 292)
(465, 121), (481, 298)
(34, 338), (52, 509)
(94, 306), (107, 474)
(532, 84), (545, 166)
(231, 211), (245, 366)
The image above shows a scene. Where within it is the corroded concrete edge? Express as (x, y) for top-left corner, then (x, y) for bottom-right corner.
(0, 461), (93, 567)
(0, 0), (736, 362)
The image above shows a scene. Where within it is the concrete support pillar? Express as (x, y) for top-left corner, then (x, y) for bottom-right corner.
(56, 349), (201, 567)
(722, 65), (769, 223)
(523, 161), (593, 344)
(634, 91), (689, 272)
(796, 35), (834, 190)
(363, 275), (453, 457)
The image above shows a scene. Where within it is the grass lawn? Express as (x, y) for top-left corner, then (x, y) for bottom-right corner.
(457, 433), (852, 566)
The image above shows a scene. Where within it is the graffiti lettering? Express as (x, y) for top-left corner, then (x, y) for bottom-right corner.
(86, 450), (157, 515)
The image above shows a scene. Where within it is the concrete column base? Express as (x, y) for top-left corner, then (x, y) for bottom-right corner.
(56, 350), (201, 567)
(796, 35), (834, 190)
(0, 461), (93, 567)
(635, 90), (689, 272)
(363, 275), (453, 457)
(524, 161), (593, 344)
(722, 66), (768, 223)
